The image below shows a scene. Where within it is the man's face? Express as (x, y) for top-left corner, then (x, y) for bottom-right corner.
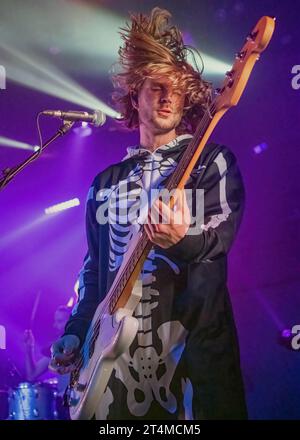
(136, 78), (185, 134)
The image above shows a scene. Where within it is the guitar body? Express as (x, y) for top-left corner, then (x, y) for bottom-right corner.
(68, 282), (142, 420)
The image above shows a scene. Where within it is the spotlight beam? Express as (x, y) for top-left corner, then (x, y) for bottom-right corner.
(0, 136), (36, 151)
(0, 42), (119, 118)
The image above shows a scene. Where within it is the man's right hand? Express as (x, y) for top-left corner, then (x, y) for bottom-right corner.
(50, 334), (80, 375)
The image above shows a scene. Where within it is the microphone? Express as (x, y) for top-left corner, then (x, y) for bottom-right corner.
(42, 109), (106, 127)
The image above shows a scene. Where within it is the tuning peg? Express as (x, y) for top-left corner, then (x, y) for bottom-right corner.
(235, 50), (246, 60)
(246, 30), (258, 42)
(225, 70), (234, 78)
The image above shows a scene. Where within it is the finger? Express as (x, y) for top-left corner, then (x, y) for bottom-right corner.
(50, 350), (74, 373)
(147, 221), (171, 248)
(181, 190), (191, 225)
(147, 208), (170, 240)
(49, 358), (60, 372)
(146, 213), (167, 237)
(171, 189), (182, 210)
(176, 189), (190, 213)
(148, 205), (160, 230)
(53, 352), (74, 364)
(151, 199), (172, 225)
(151, 200), (172, 228)
(144, 222), (166, 246)
(157, 199), (173, 224)
(56, 364), (75, 375)
(148, 212), (162, 235)
(144, 222), (154, 240)
(63, 341), (77, 356)
(49, 360), (73, 374)
(172, 189), (190, 225)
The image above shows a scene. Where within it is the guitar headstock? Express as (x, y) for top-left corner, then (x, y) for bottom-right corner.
(214, 16), (276, 112)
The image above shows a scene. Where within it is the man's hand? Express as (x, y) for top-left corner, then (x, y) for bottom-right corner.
(144, 188), (191, 249)
(50, 334), (80, 375)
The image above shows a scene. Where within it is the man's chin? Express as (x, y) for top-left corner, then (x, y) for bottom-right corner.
(152, 118), (177, 132)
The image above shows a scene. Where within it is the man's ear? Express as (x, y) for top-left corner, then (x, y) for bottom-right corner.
(130, 92), (138, 109)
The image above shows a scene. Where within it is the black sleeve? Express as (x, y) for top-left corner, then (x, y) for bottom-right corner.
(63, 179), (100, 346)
(165, 146), (245, 264)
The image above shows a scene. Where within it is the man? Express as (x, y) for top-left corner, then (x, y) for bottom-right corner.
(50, 7), (247, 420)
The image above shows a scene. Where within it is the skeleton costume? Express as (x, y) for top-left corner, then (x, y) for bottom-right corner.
(64, 134), (248, 420)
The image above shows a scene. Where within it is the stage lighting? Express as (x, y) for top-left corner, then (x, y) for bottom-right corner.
(0, 136), (36, 151)
(253, 142), (268, 155)
(278, 328), (296, 351)
(44, 198), (80, 215)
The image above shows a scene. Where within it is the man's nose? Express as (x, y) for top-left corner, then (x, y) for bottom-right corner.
(160, 91), (172, 104)
(160, 95), (172, 104)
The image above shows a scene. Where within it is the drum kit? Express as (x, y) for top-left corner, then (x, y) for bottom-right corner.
(0, 301), (72, 420)
(1, 378), (67, 420)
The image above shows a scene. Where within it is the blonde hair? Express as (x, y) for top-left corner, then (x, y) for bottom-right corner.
(112, 7), (212, 134)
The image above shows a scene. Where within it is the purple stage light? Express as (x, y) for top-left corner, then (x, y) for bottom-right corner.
(73, 123), (92, 137)
(253, 142), (268, 155)
(281, 329), (292, 338)
(277, 328), (295, 351)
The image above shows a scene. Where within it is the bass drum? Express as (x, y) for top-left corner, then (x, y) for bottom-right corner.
(8, 382), (58, 420)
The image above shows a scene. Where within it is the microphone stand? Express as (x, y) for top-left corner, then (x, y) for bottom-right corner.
(0, 120), (74, 191)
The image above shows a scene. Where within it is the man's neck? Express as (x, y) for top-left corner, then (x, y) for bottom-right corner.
(139, 129), (177, 152)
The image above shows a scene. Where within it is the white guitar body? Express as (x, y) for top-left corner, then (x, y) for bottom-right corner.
(68, 278), (142, 420)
